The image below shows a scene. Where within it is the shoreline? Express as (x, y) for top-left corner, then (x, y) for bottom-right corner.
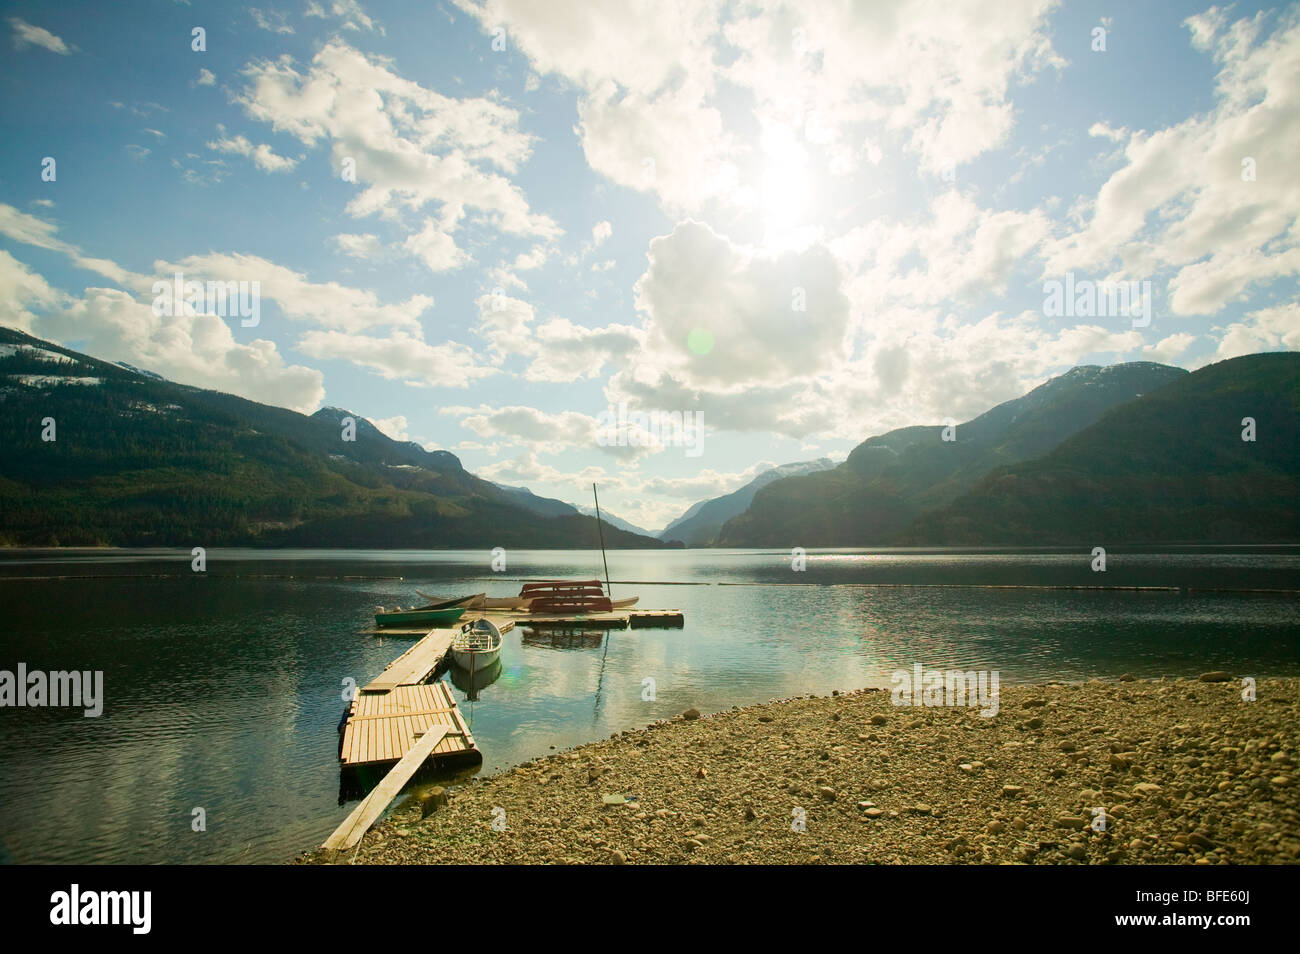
(300, 675), (1299, 865)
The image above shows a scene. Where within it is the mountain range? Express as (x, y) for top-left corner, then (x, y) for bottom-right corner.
(0, 327), (665, 549)
(718, 361), (1193, 545)
(658, 458), (836, 545)
(898, 352), (1299, 543)
(489, 482), (656, 538)
(2, 325), (1296, 547)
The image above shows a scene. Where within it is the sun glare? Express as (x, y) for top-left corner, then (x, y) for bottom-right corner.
(758, 123), (815, 250)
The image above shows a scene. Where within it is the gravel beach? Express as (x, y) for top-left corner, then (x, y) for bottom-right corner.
(301, 675), (1300, 865)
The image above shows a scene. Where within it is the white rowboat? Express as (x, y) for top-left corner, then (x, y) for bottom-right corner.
(451, 618), (503, 674)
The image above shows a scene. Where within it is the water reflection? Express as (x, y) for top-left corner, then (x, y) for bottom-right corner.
(520, 627), (607, 650)
(449, 657), (503, 699)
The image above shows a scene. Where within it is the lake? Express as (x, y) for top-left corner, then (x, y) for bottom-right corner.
(1, 546), (1297, 864)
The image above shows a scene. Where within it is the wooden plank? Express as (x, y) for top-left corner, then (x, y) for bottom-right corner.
(323, 725), (450, 850)
(441, 681), (476, 753)
(341, 683), (478, 766)
(363, 627), (457, 692)
(348, 706), (458, 721)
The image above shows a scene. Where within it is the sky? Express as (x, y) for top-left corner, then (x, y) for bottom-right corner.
(1, 0), (1298, 532)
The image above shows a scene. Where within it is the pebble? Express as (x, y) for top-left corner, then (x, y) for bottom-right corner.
(305, 677), (1300, 868)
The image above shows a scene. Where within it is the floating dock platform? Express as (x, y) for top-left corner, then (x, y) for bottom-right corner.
(339, 680), (476, 770)
(341, 619), (519, 766)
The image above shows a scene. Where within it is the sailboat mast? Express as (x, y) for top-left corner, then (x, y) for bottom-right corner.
(592, 483), (612, 598)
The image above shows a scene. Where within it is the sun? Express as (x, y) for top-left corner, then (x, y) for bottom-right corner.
(757, 123), (814, 249)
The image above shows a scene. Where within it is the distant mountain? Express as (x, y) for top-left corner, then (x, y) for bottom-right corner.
(659, 458), (836, 546)
(572, 504), (656, 538)
(488, 482), (656, 537)
(717, 362), (1189, 546)
(0, 327), (666, 549)
(489, 482), (582, 519)
(899, 352), (1300, 544)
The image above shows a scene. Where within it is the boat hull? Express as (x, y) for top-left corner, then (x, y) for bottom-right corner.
(416, 592), (486, 609)
(374, 607), (467, 628)
(451, 647), (501, 673)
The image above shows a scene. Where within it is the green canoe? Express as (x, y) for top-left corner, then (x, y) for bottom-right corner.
(373, 606), (468, 628)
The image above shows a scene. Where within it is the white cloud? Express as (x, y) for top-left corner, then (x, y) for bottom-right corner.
(297, 330), (497, 387)
(331, 233), (383, 260)
(576, 78), (742, 211)
(402, 213), (470, 274)
(1045, 7), (1300, 316)
(196, 68), (216, 87)
(305, 0), (381, 33)
(0, 250), (324, 413)
(235, 40), (557, 240)
(525, 318), (641, 382)
(469, 290), (639, 382)
(155, 251), (432, 333)
(630, 219), (851, 387)
(1208, 302), (1300, 362)
(1143, 332), (1197, 363)
(0, 203), (137, 286)
(444, 405), (600, 451)
(206, 131), (298, 172)
(474, 291), (535, 361)
(371, 415), (409, 441)
(724, 0), (1063, 175)
(9, 17), (73, 55)
(475, 450), (610, 490)
(0, 249), (62, 330)
(639, 460), (775, 502)
(457, 0), (1062, 212)
(250, 8), (295, 34)
(833, 191), (1051, 320)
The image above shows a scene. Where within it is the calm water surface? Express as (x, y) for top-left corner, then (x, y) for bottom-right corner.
(0, 547), (1297, 864)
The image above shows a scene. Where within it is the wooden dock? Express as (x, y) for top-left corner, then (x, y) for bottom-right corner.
(363, 629), (456, 691)
(326, 604), (685, 849)
(325, 724), (450, 850)
(491, 608), (684, 629)
(326, 622), (487, 850)
(364, 610), (682, 634)
(339, 681), (476, 768)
